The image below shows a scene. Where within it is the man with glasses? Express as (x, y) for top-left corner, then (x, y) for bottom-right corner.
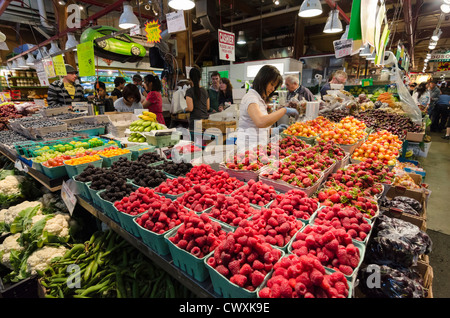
(47, 64), (85, 108)
(320, 70), (348, 99)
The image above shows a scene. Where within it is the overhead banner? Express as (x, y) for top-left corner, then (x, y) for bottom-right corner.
(166, 10), (186, 33)
(145, 20), (162, 43)
(76, 41), (95, 77)
(218, 29), (235, 62)
(430, 50), (450, 62)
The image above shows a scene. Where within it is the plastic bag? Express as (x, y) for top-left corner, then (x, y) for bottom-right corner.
(366, 215), (432, 267)
(358, 264), (426, 298)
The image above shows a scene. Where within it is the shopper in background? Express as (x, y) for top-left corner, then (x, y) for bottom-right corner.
(132, 74), (146, 99)
(185, 67), (210, 132)
(285, 75), (315, 102)
(208, 71), (221, 113)
(142, 74), (165, 125)
(113, 84), (143, 112)
(408, 82), (417, 95)
(110, 77), (126, 99)
(94, 81), (115, 112)
(412, 82), (430, 114)
(431, 86), (450, 134)
(47, 64), (85, 108)
(236, 65), (298, 152)
(320, 70), (348, 98)
(218, 77), (233, 111)
(428, 79), (441, 126)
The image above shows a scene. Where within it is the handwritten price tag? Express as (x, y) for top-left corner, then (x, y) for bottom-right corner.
(333, 39), (353, 59)
(61, 180), (77, 216)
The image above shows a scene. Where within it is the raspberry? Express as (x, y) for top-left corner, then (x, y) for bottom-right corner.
(305, 234), (316, 247)
(216, 265), (230, 277)
(338, 265), (353, 276)
(346, 244), (357, 255)
(228, 260), (241, 275)
(195, 236), (206, 247)
(279, 279), (292, 298)
(297, 271), (312, 288)
(239, 263), (253, 276)
(278, 222), (290, 234)
(177, 239), (188, 249)
(271, 283), (281, 298)
(348, 255), (360, 268)
(250, 270), (265, 287)
(230, 274), (247, 287)
(259, 287), (271, 298)
(310, 268), (324, 286)
(330, 271), (345, 283)
(347, 229), (358, 239)
(273, 267), (288, 277)
(252, 259), (265, 271)
(360, 223), (371, 233)
(334, 281), (347, 295)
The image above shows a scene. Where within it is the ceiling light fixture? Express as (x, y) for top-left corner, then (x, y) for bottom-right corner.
(119, 2), (140, 29)
(65, 33), (79, 51)
(17, 56), (28, 69)
(49, 41), (61, 55)
(274, 0), (280, 5)
(168, 0), (195, 11)
(431, 29), (442, 42)
(58, 1), (66, 5)
(0, 31), (6, 42)
(26, 53), (36, 66)
(441, 3), (450, 13)
(298, 0), (323, 18)
(79, 5), (84, 10)
(323, 9), (343, 33)
(428, 41), (437, 50)
(359, 44), (372, 57)
(237, 31), (246, 45)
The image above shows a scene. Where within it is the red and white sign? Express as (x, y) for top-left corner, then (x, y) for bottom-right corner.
(333, 39), (353, 59)
(218, 29), (235, 62)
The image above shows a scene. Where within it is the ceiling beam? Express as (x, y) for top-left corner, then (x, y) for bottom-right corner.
(0, 0), (13, 16)
(77, 0), (155, 21)
(7, 0), (128, 62)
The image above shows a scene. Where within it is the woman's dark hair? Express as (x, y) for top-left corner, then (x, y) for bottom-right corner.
(416, 82), (427, 98)
(143, 74), (162, 92)
(252, 65), (282, 102)
(114, 77), (126, 87)
(220, 77), (233, 98)
(189, 67), (202, 100)
(94, 81), (106, 91)
(122, 84), (141, 102)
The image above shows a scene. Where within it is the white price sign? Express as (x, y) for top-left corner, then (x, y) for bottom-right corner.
(218, 29), (235, 62)
(333, 39), (353, 59)
(14, 159), (28, 173)
(61, 180), (77, 216)
(166, 10), (186, 33)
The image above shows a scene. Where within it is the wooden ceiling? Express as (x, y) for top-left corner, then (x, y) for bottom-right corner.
(1, 0), (448, 72)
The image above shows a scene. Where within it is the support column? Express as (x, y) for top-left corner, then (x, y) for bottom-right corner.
(293, 15), (305, 59)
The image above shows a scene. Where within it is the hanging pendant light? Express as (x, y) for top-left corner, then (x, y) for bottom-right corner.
(65, 33), (79, 51)
(119, 2), (140, 29)
(298, 0), (322, 18)
(441, 3), (450, 13)
(0, 31), (6, 42)
(17, 56), (28, 69)
(168, 0), (195, 10)
(359, 44), (372, 57)
(26, 53), (36, 66)
(35, 47), (48, 60)
(323, 9), (343, 34)
(237, 31), (246, 45)
(49, 41), (61, 55)
(340, 25), (350, 40)
(431, 29), (442, 42)
(428, 41), (437, 50)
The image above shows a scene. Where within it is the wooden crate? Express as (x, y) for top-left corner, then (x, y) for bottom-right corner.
(204, 120), (236, 133)
(40, 106), (71, 117)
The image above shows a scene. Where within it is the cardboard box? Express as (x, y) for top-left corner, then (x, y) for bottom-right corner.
(384, 186), (427, 231)
(406, 131), (425, 142)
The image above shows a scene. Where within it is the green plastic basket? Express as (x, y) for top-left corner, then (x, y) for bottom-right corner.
(164, 222), (234, 282)
(31, 161), (44, 174)
(133, 216), (178, 255)
(41, 164), (68, 179)
(87, 182), (103, 209)
(99, 152), (132, 167)
(281, 133), (317, 146)
(146, 132), (181, 148)
(96, 190), (122, 224)
(204, 249), (285, 298)
(73, 126), (105, 136)
(63, 158), (103, 178)
(127, 145), (156, 161)
(72, 176), (91, 201)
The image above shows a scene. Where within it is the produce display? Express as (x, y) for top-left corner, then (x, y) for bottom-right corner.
(224, 149), (272, 171)
(352, 130), (402, 166)
(129, 111), (165, 133)
(231, 179), (278, 207)
(129, 167), (167, 188)
(168, 212), (228, 259)
(269, 189), (319, 221)
(176, 184), (218, 212)
(0, 102), (24, 131)
(205, 227), (283, 291)
(155, 177), (193, 196)
(205, 194), (258, 227)
(237, 207), (304, 248)
(64, 154), (102, 166)
(316, 116), (367, 145)
(97, 146), (130, 158)
(290, 225), (361, 276)
(258, 254), (350, 298)
(155, 161), (193, 177)
(282, 116), (335, 138)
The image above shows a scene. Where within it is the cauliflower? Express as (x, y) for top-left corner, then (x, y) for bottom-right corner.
(26, 245), (68, 275)
(0, 233), (24, 269)
(43, 213), (71, 238)
(2, 201), (42, 226)
(0, 208), (6, 224)
(0, 175), (26, 196)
